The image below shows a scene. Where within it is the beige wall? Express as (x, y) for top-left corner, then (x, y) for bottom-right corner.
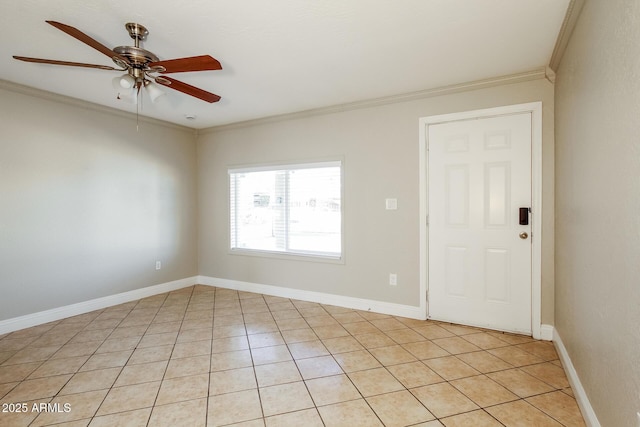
(0, 75), (556, 331)
(555, 0), (640, 425)
(198, 78), (556, 323)
(0, 86), (198, 321)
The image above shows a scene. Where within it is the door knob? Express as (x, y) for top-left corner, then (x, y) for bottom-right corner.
(519, 232), (528, 240)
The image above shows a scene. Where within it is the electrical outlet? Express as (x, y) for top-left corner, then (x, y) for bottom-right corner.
(155, 261), (161, 270)
(389, 273), (397, 286)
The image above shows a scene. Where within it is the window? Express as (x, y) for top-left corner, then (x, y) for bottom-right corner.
(229, 161), (342, 259)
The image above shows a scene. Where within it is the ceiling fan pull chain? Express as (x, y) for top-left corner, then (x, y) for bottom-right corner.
(136, 88), (140, 132)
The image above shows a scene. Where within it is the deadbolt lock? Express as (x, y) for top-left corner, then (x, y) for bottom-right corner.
(519, 232), (529, 240)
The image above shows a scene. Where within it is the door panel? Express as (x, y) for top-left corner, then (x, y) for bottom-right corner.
(445, 165), (469, 227)
(428, 112), (532, 334)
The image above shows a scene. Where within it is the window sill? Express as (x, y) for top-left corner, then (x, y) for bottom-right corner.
(228, 248), (344, 264)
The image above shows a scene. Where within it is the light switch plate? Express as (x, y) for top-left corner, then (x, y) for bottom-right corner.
(385, 198), (397, 210)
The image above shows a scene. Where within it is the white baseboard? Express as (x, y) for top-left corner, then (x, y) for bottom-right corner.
(0, 276), (198, 335)
(198, 275), (425, 320)
(539, 324), (554, 341)
(553, 327), (601, 427)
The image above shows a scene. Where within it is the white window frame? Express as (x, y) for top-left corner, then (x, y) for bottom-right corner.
(228, 160), (344, 262)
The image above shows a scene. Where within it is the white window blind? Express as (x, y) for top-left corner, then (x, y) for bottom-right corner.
(229, 161), (342, 259)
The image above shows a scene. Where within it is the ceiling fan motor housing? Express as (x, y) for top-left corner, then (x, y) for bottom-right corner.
(113, 46), (159, 68)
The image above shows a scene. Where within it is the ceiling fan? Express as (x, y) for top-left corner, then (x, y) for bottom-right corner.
(13, 20), (222, 104)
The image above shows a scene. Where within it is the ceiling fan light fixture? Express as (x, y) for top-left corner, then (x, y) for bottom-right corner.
(145, 81), (166, 103)
(111, 76), (122, 90)
(116, 86), (138, 104)
(119, 73), (136, 89)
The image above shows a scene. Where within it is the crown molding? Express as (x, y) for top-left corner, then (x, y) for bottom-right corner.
(1, 65), (550, 137)
(200, 68), (547, 134)
(549, 0), (586, 72)
(0, 79), (196, 134)
(545, 66), (557, 84)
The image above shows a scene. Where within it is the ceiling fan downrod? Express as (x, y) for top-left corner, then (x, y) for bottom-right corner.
(125, 23), (148, 47)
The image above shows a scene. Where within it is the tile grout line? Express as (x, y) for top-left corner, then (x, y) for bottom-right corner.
(205, 288), (215, 427)
(143, 287), (191, 427)
(242, 292), (267, 424)
(284, 299), (362, 426)
(30, 302), (134, 427)
(267, 295), (323, 424)
(88, 291), (167, 424)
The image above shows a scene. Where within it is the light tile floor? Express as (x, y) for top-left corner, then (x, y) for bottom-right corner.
(0, 285), (586, 426)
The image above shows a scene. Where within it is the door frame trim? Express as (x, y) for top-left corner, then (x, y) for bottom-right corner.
(419, 102), (543, 338)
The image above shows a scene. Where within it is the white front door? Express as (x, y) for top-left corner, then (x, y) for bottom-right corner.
(428, 112), (533, 334)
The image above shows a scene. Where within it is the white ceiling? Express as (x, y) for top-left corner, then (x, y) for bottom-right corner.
(0, 0), (569, 129)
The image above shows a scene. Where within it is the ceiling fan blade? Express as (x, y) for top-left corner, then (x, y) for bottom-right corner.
(13, 56), (119, 71)
(155, 76), (221, 103)
(149, 55), (222, 73)
(46, 20), (125, 62)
